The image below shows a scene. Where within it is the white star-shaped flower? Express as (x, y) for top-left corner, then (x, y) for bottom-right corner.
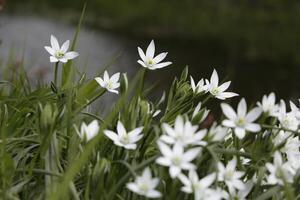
(190, 76), (207, 94)
(276, 100), (299, 131)
(156, 142), (201, 178)
(44, 34), (79, 63)
(217, 157), (246, 194)
(104, 121), (143, 150)
(178, 170), (216, 200)
(257, 92), (278, 116)
(126, 167), (161, 199)
(205, 69), (238, 100)
(77, 120), (99, 142)
(160, 115), (207, 147)
(221, 98), (262, 139)
(137, 40), (172, 70)
(95, 71), (120, 94)
(265, 151), (294, 185)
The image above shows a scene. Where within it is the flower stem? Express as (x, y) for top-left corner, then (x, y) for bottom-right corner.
(54, 62), (59, 86)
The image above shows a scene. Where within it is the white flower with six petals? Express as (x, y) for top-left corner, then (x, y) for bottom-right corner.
(221, 98), (262, 139)
(137, 40), (172, 70)
(95, 71), (120, 94)
(44, 35), (79, 63)
(104, 121), (143, 150)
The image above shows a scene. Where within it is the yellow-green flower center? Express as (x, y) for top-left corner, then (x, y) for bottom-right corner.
(55, 51), (65, 58)
(172, 156), (182, 166)
(211, 87), (220, 95)
(236, 118), (246, 127)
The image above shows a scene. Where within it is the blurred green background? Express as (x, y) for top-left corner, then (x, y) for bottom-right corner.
(2, 0), (300, 102)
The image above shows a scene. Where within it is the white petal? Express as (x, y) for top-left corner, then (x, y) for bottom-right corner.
(169, 166), (181, 178)
(159, 135), (175, 144)
(227, 157), (237, 171)
(110, 72), (120, 83)
(137, 60), (148, 68)
(146, 40), (155, 58)
(157, 141), (172, 157)
(104, 130), (119, 142)
(124, 144), (137, 150)
(147, 190), (162, 198)
(153, 52), (167, 63)
(245, 123), (261, 132)
(235, 127), (246, 139)
(156, 157), (171, 166)
(246, 107), (262, 122)
(60, 40), (70, 53)
(65, 51), (79, 60)
(126, 183), (140, 194)
(59, 57), (68, 63)
(117, 121), (127, 137)
(217, 92), (238, 99)
(210, 69), (219, 87)
(183, 147), (201, 162)
(222, 119), (236, 128)
(237, 98), (247, 117)
(44, 46), (55, 56)
(199, 173), (216, 188)
(94, 77), (105, 87)
(221, 103), (237, 120)
(50, 34), (60, 51)
(218, 81), (231, 92)
(190, 76), (196, 91)
(128, 127), (143, 138)
(153, 62), (172, 69)
(50, 56), (58, 63)
(137, 47), (146, 61)
(108, 89), (119, 94)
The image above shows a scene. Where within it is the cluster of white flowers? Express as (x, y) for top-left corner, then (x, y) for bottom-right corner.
(45, 35), (300, 199)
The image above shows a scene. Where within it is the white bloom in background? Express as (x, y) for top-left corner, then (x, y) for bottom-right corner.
(276, 100), (299, 131)
(77, 120), (99, 142)
(207, 123), (229, 142)
(257, 92), (278, 116)
(290, 100), (300, 120)
(156, 142), (201, 178)
(126, 167), (161, 198)
(160, 115), (207, 147)
(265, 151), (294, 185)
(190, 77), (207, 94)
(217, 157), (246, 193)
(205, 69), (238, 100)
(221, 98), (262, 139)
(230, 181), (253, 200)
(137, 40), (172, 70)
(104, 121), (143, 150)
(44, 35), (79, 63)
(192, 102), (210, 123)
(95, 71), (120, 94)
(272, 130), (291, 147)
(178, 170), (216, 200)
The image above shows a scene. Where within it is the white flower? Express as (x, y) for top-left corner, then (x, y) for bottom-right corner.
(77, 120), (99, 142)
(156, 142), (201, 178)
(178, 170), (216, 200)
(276, 100), (299, 131)
(207, 123), (229, 142)
(205, 69), (238, 100)
(217, 157), (246, 193)
(190, 77), (207, 94)
(126, 167), (161, 199)
(230, 181), (253, 200)
(104, 121), (143, 150)
(290, 100), (300, 120)
(272, 130), (291, 147)
(221, 98), (262, 139)
(95, 71), (120, 94)
(257, 92), (278, 116)
(160, 115), (207, 147)
(137, 40), (172, 70)
(44, 35), (79, 63)
(192, 102), (210, 124)
(265, 151), (294, 185)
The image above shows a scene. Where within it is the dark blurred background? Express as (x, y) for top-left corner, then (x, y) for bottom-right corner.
(1, 0), (300, 102)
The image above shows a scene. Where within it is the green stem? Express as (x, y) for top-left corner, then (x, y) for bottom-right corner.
(54, 62), (59, 86)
